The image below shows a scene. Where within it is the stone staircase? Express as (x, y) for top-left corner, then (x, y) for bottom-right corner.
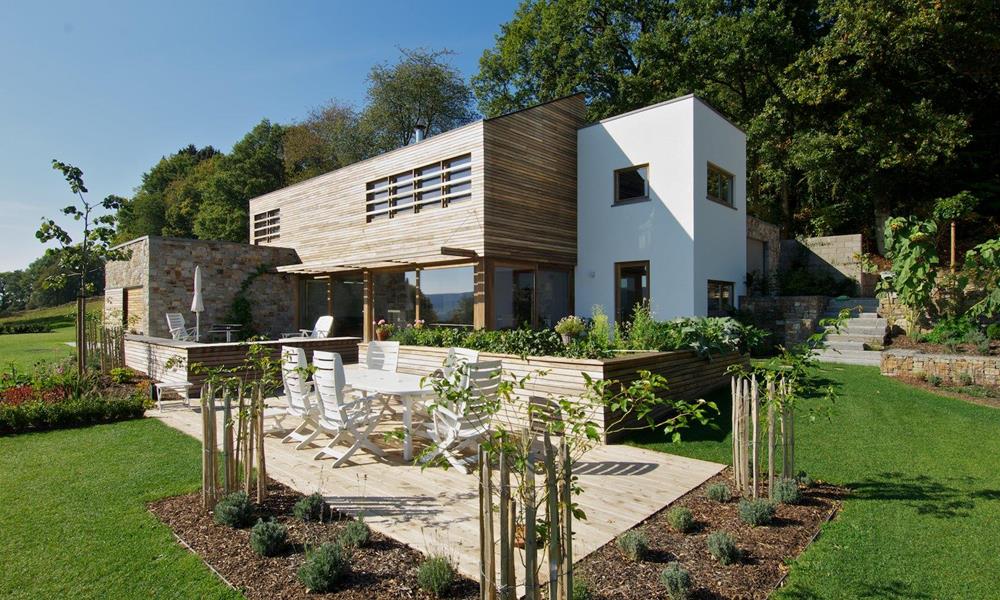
(814, 297), (886, 366)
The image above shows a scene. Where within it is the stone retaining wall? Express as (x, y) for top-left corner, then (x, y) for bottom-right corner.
(738, 295), (829, 347)
(780, 234), (878, 296)
(881, 349), (1000, 387)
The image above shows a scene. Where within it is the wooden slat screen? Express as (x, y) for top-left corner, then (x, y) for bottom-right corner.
(366, 153), (472, 222)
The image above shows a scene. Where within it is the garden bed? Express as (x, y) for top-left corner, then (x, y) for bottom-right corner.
(881, 348), (1000, 388)
(892, 373), (1000, 409)
(150, 480), (478, 600)
(575, 470), (846, 600)
(885, 334), (999, 356)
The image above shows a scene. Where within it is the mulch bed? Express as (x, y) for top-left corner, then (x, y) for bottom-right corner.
(885, 334), (999, 356)
(148, 481), (477, 600)
(575, 470), (847, 600)
(893, 374), (1000, 409)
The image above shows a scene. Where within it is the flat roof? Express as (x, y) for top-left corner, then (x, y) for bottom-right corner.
(578, 94), (745, 134)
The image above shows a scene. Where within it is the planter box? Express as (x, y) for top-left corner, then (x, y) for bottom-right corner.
(881, 349), (1000, 387)
(360, 343), (745, 442)
(124, 335), (361, 390)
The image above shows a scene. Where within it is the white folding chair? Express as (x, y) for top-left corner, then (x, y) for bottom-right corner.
(365, 340), (399, 372)
(421, 360), (501, 474)
(437, 347), (480, 383)
(279, 346), (321, 449)
(283, 315), (334, 339)
(166, 313), (197, 341)
(311, 350), (386, 466)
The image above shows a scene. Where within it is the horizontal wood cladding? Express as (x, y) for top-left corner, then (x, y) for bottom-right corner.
(250, 122), (486, 267)
(358, 343), (744, 442)
(482, 95), (586, 265)
(125, 336), (361, 390)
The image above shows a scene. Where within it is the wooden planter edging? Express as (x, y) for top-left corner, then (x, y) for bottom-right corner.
(881, 349), (1000, 388)
(124, 335), (362, 390)
(359, 343), (745, 442)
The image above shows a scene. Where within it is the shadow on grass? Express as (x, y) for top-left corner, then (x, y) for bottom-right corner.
(782, 578), (933, 600)
(847, 471), (1000, 518)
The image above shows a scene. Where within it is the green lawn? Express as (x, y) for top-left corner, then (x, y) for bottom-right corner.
(0, 419), (239, 599)
(630, 364), (1000, 599)
(0, 300), (103, 371)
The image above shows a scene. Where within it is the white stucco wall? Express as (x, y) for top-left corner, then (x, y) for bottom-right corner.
(576, 95), (746, 323)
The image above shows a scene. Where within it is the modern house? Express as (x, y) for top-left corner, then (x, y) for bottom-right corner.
(106, 93), (747, 341)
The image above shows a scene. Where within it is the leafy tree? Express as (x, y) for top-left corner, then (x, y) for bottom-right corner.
(162, 155), (223, 237)
(361, 48), (477, 153)
(933, 191), (979, 270)
(283, 100), (366, 184)
(36, 161), (130, 370)
(0, 270), (31, 314)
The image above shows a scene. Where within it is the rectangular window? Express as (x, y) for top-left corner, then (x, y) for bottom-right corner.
(298, 278), (328, 331)
(253, 209), (280, 243)
(366, 153), (472, 222)
(707, 280), (735, 316)
(494, 267), (536, 330)
(419, 266), (474, 327)
(614, 165), (649, 204)
(707, 163), (734, 207)
(374, 271), (417, 329)
(537, 269), (571, 329)
(615, 261), (650, 323)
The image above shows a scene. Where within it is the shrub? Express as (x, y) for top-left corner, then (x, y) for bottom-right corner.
(213, 492), (254, 528)
(659, 562), (692, 600)
(250, 519), (287, 557)
(772, 478), (801, 504)
(922, 316), (974, 345)
(555, 315), (586, 337)
(339, 518), (370, 549)
(796, 471), (814, 488)
(958, 372), (974, 386)
(927, 374), (943, 387)
(293, 492), (326, 522)
(0, 394), (146, 435)
(108, 367), (134, 384)
(964, 330), (991, 355)
(417, 554), (456, 597)
(0, 322), (52, 335)
(706, 483), (732, 503)
(707, 531), (740, 565)
(987, 322), (1000, 341)
(571, 578), (594, 600)
(738, 499), (776, 527)
(616, 529), (648, 561)
(666, 507), (695, 533)
(298, 542), (350, 593)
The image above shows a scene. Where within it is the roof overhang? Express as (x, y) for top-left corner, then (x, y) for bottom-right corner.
(276, 248), (479, 275)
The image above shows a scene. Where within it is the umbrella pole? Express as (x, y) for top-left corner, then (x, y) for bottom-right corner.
(196, 312), (200, 342)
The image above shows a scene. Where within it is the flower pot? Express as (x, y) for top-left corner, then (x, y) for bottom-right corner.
(560, 333), (572, 345)
(375, 330), (389, 341)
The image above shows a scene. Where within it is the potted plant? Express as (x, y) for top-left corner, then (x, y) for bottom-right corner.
(413, 319), (426, 329)
(554, 315), (585, 345)
(374, 319), (394, 341)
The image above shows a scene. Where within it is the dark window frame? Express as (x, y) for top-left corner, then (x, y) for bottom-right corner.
(614, 260), (650, 323)
(706, 162), (735, 208)
(613, 164), (650, 205)
(489, 260), (575, 330)
(707, 279), (735, 316)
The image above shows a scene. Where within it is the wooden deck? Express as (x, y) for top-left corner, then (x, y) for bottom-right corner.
(153, 406), (723, 589)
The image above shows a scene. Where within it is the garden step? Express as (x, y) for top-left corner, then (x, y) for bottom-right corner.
(825, 333), (883, 345)
(825, 325), (887, 337)
(823, 340), (867, 351)
(813, 348), (882, 366)
(823, 311), (883, 320)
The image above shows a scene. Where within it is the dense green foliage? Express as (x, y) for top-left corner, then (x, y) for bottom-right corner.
(666, 506), (695, 533)
(392, 306), (764, 360)
(250, 519), (288, 557)
(298, 542), (351, 593)
(0, 419), (240, 598)
(0, 322), (51, 335)
(738, 498), (776, 527)
(706, 531), (740, 565)
(474, 0), (1000, 241)
(416, 554), (456, 597)
(293, 491), (327, 522)
(0, 250), (105, 314)
(659, 561), (692, 600)
(212, 491), (255, 528)
(0, 361), (148, 434)
(616, 529), (648, 561)
(632, 364), (1000, 598)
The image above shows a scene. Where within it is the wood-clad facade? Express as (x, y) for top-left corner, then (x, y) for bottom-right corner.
(249, 95), (587, 340)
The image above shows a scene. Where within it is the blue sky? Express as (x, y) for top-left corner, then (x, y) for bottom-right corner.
(0, 0), (518, 271)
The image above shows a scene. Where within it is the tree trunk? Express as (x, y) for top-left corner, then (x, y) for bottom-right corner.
(76, 294), (86, 372)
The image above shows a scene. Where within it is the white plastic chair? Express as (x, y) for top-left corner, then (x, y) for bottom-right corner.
(421, 360), (501, 474)
(166, 313), (197, 341)
(279, 346), (321, 449)
(283, 315), (334, 339)
(365, 341), (400, 372)
(437, 347), (480, 384)
(311, 351), (386, 466)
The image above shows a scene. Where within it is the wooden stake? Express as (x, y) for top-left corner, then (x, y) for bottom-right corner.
(767, 379), (776, 499)
(498, 450), (513, 600)
(560, 436), (573, 600)
(751, 375), (759, 500)
(256, 389), (266, 503)
(544, 433), (560, 600)
(524, 450), (538, 600)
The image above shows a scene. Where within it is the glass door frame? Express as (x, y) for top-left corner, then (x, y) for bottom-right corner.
(485, 258), (575, 330)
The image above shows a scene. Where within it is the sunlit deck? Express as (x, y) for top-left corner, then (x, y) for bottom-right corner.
(153, 406), (724, 588)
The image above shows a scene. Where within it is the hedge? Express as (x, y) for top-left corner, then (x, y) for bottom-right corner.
(0, 395), (147, 434)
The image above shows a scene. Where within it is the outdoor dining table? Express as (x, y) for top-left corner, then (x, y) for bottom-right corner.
(209, 323), (242, 342)
(342, 364), (433, 462)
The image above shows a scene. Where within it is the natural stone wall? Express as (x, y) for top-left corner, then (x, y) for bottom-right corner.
(780, 234), (879, 296)
(739, 295), (829, 347)
(881, 349), (1000, 387)
(104, 236), (300, 339)
(747, 215), (781, 293)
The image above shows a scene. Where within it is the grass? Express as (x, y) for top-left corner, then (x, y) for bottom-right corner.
(0, 418), (239, 599)
(629, 364), (1000, 599)
(0, 299), (103, 371)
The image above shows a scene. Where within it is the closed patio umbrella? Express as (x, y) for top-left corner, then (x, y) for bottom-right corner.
(191, 265), (204, 342)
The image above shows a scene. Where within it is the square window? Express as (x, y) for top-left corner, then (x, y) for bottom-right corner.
(614, 165), (649, 204)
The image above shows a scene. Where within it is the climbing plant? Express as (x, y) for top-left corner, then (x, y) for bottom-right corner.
(225, 264), (270, 339)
